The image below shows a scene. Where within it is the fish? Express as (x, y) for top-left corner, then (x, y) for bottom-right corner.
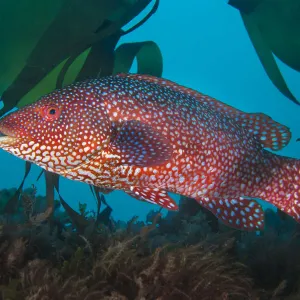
(0, 73), (299, 231)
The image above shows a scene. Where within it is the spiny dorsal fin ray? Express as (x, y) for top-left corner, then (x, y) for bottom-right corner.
(117, 73), (291, 151)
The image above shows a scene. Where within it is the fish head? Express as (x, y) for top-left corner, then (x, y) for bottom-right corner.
(0, 84), (111, 172)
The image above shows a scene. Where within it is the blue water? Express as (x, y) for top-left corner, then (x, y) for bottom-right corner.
(0, 0), (299, 222)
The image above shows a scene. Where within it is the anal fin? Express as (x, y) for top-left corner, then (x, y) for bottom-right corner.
(196, 196), (265, 231)
(126, 187), (178, 210)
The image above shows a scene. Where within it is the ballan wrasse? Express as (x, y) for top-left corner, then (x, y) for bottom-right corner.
(0, 73), (299, 231)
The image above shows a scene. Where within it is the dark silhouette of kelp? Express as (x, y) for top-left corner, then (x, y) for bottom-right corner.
(0, 0), (162, 114)
(229, 0), (300, 105)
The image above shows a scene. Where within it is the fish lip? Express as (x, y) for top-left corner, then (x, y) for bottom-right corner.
(0, 127), (17, 138)
(0, 135), (18, 148)
(0, 135), (17, 142)
(0, 130), (18, 145)
(0, 131), (7, 138)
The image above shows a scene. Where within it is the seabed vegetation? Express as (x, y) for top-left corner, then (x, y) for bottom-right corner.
(0, 187), (300, 299)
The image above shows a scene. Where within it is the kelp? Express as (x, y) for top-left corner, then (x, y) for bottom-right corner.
(3, 162), (31, 215)
(113, 41), (163, 75)
(0, 186), (59, 227)
(0, 0), (162, 229)
(229, 0), (300, 105)
(0, 0), (162, 114)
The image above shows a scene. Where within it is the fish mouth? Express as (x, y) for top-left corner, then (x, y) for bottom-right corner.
(0, 125), (17, 139)
(0, 131), (7, 138)
(0, 129), (18, 145)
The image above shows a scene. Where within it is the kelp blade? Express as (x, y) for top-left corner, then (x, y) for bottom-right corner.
(228, 0), (263, 14)
(3, 162), (31, 214)
(229, 0), (300, 105)
(113, 41), (163, 76)
(1, 0), (156, 114)
(2, 0), (122, 113)
(0, 0), (63, 106)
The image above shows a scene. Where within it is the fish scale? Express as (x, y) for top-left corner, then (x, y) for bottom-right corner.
(0, 73), (299, 231)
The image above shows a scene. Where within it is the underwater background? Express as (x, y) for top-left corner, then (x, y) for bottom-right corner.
(0, 1), (300, 299)
(1, 0), (299, 222)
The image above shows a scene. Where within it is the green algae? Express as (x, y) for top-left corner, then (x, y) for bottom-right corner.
(0, 0), (162, 114)
(1, 189), (300, 299)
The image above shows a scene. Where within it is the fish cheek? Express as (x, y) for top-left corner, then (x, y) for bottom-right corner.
(61, 106), (112, 165)
(16, 104), (112, 171)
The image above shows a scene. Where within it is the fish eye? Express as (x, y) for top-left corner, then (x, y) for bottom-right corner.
(49, 108), (56, 115)
(41, 105), (61, 121)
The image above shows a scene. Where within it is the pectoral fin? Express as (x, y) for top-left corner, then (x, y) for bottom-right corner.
(109, 120), (173, 167)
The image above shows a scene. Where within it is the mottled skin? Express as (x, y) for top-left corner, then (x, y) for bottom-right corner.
(0, 73), (299, 231)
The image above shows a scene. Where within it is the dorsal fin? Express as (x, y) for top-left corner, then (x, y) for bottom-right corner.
(117, 73), (291, 151)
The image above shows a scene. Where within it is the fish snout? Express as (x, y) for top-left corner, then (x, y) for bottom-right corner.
(0, 120), (18, 138)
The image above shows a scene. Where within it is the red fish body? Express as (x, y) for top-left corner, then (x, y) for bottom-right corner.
(0, 73), (299, 231)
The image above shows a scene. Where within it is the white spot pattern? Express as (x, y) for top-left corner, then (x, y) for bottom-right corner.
(0, 73), (299, 231)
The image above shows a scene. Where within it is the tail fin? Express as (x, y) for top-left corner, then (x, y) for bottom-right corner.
(256, 153), (300, 221)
